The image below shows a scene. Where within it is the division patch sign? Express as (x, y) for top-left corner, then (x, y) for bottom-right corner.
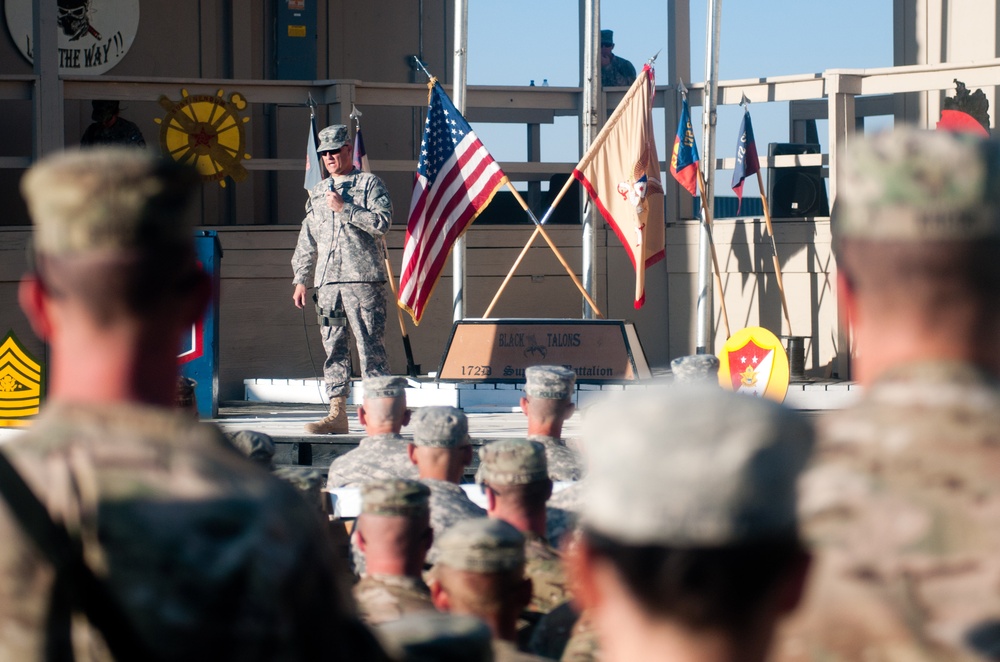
(5, 0), (139, 75)
(717, 326), (790, 403)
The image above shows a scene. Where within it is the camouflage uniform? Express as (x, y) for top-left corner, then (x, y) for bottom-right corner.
(434, 519), (550, 662)
(777, 365), (1000, 662)
(354, 574), (436, 626)
(0, 403), (351, 660)
(601, 54), (636, 87)
(771, 128), (1000, 662)
(527, 434), (583, 482)
(523, 532), (569, 615)
(377, 612), (494, 662)
(326, 433), (419, 488)
(477, 438), (570, 615)
(291, 125), (393, 399)
(423, 478), (486, 563)
(410, 407), (487, 563)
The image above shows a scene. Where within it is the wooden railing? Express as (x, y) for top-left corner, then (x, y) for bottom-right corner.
(6, 58), (1000, 209)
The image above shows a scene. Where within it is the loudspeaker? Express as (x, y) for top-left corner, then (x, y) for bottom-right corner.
(767, 143), (830, 218)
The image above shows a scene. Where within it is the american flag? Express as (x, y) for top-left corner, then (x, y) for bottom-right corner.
(398, 81), (508, 325)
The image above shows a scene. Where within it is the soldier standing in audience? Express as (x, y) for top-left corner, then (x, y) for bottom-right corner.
(478, 439), (569, 621)
(353, 478), (438, 625)
(326, 375), (418, 488)
(431, 518), (550, 662)
(408, 406), (485, 562)
(566, 387), (815, 662)
(776, 128), (1000, 661)
(0, 147), (386, 660)
(519, 366), (583, 481)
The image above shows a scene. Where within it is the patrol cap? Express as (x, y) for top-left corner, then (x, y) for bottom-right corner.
(317, 124), (350, 153)
(226, 430), (276, 466)
(273, 465), (326, 509)
(670, 354), (721, 385)
(21, 148), (199, 257)
(478, 439), (548, 486)
(435, 518), (526, 573)
(601, 29), (614, 46)
(411, 406), (470, 448)
(363, 375), (409, 400)
(361, 478), (430, 517)
(523, 365), (576, 400)
(377, 612), (494, 662)
(833, 127), (1000, 244)
(581, 386), (815, 547)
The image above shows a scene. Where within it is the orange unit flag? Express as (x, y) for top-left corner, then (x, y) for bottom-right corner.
(572, 65), (665, 308)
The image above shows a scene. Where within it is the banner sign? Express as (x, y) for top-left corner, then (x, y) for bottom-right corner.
(438, 319), (651, 383)
(5, 0), (139, 75)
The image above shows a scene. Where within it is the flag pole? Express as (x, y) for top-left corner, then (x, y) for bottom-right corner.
(501, 183), (604, 317)
(695, 168), (731, 338)
(756, 170), (793, 333)
(740, 95), (792, 334)
(451, 0), (470, 323)
(680, 80), (730, 339)
(351, 105), (421, 377)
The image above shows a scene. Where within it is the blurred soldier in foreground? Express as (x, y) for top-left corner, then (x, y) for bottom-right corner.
(775, 128), (1000, 661)
(377, 612), (494, 662)
(408, 406), (485, 563)
(326, 375), (418, 488)
(292, 124), (393, 435)
(430, 518), (549, 661)
(1, 148), (384, 660)
(566, 387), (814, 662)
(478, 439), (569, 624)
(354, 478), (437, 625)
(519, 365), (583, 481)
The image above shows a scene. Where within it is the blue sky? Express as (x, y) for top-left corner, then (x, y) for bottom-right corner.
(465, 1), (893, 199)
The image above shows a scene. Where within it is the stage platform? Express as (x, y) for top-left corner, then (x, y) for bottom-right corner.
(0, 377), (860, 481)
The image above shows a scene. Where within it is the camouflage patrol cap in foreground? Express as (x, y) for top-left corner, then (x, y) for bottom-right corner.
(600, 29), (614, 46)
(361, 478), (430, 517)
(833, 127), (1000, 243)
(226, 429), (276, 466)
(411, 406), (470, 448)
(435, 518), (526, 573)
(363, 375), (409, 400)
(478, 439), (548, 486)
(582, 386), (815, 547)
(317, 124), (350, 153)
(671, 354), (721, 385)
(272, 466), (326, 509)
(523, 365), (576, 400)
(377, 612), (494, 662)
(21, 147), (199, 257)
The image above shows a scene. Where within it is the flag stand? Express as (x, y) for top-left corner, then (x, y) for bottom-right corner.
(483, 180), (604, 318)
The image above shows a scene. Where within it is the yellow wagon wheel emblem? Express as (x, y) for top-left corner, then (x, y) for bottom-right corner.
(156, 88), (251, 187)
